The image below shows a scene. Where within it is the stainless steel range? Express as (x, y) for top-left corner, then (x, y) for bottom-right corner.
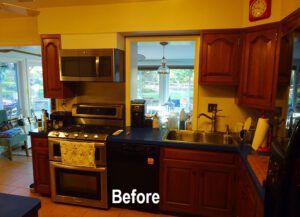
(48, 104), (124, 209)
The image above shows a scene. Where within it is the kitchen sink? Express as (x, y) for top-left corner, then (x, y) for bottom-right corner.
(163, 130), (238, 146)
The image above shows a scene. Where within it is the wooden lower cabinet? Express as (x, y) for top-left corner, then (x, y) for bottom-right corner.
(236, 158), (264, 217)
(160, 159), (198, 214)
(197, 163), (236, 217)
(31, 136), (50, 195)
(160, 148), (237, 217)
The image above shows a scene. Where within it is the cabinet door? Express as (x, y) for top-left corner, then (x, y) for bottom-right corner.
(41, 34), (73, 99)
(236, 158), (264, 217)
(238, 28), (279, 109)
(197, 163), (236, 217)
(278, 32), (293, 86)
(160, 159), (198, 215)
(31, 137), (50, 195)
(200, 31), (241, 85)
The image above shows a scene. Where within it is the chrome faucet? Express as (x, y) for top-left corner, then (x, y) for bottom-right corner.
(198, 109), (222, 133)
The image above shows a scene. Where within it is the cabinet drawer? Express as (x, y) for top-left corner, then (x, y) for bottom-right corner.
(161, 148), (236, 165)
(31, 136), (48, 149)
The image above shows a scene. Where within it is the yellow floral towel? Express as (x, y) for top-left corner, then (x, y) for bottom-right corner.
(60, 141), (96, 168)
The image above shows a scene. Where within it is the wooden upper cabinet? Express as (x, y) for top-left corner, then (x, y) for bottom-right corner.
(278, 32), (293, 86)
(238, 27), (279, 110)
(200, 31), (241, 85)
(41, 34), (73, 99)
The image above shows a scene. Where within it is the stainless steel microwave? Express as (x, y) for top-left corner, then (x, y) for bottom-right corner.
(59, 49), (124, 82)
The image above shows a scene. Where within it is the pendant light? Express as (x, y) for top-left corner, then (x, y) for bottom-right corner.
(158, 42), (170, 75)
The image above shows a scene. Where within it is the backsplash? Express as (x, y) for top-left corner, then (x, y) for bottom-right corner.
(55, 82), (125, 111)
(55, 82), (289, 137)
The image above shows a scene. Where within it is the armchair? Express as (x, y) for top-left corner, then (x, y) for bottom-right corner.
(0, 110), (28, 160)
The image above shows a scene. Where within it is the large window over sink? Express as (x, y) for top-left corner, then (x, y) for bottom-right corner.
(136, 68), (194, 119)
(127, 37), (199, 126)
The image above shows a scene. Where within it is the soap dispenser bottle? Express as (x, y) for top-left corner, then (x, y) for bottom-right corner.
(185, 114), (192, 130)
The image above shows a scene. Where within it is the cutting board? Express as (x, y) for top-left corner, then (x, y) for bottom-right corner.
(247, 155), (270, 186)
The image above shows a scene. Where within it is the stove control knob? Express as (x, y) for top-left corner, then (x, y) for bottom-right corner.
(64, 133), (69, 137)
(74, 133), (79, 137)
(94, 134), (99, 139)
(84, 134), (89, 138)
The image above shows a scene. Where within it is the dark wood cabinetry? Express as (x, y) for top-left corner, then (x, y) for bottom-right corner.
(31, 136), (50, 195)
(197, 163), (236, 217)
(160, 159), (198, 215)
(236, 158), (264, 217)
(237, 26), (279, 110)
(160, 148), (237, 217)
(278, 32), (293, 86)
(41, 34), (73, 99)
(200, 31), (241, 85)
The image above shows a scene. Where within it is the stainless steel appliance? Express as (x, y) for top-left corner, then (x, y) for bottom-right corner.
(265, 120), (300, 217)
(48, 104), (124, 209)
(131, 99), (146, 128)
(59, 49), (124, 82)
(50, 111), (73, 130)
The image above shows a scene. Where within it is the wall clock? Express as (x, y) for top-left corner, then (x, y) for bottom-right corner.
(249, 0), (271, 22)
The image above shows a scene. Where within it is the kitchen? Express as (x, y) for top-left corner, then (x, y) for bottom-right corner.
(0, 0), (300, 217)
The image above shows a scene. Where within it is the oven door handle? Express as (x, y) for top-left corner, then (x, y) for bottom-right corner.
(50, 161), (106, 172)
(95, 143), (105, 147)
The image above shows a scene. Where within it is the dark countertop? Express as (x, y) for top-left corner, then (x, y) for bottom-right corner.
(0, 193), (41, 217)
(28, 128), (49, 137)
(108, 127), (268, 199)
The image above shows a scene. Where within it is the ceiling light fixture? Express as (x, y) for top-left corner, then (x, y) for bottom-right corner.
(158, 42), (170, 75)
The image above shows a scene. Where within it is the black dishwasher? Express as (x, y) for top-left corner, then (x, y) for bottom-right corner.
(107, 142), (160, 212)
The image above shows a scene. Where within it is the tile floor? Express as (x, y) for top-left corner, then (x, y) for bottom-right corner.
(0, 155), (176, 217)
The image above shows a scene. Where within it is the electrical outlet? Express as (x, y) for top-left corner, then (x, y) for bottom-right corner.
(208, 104), (217, 112)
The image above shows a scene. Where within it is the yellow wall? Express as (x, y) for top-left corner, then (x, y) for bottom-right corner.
(37, 0), (244, 34)
(61, 33), (124, 49)
(0, 17), (40, 46)
(281, 0), (300, 18)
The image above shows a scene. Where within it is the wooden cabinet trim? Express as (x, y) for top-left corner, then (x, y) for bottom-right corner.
(161, 147), (236, 165)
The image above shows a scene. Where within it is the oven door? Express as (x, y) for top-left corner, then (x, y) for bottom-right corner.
(48, 138), (106, 166)
(50, 161), (108, 209)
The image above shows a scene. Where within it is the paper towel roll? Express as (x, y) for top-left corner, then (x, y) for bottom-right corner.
(252, 118), (269, 151)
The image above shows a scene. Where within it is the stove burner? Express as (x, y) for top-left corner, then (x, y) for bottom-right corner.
(48, 124), (122, 141)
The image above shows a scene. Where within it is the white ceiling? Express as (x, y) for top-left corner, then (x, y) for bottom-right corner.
(0, 46), (41, 58)
(137, 41), (195, 60)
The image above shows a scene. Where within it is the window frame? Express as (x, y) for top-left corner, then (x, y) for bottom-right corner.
(0, 55), (50, 120)
(125, 36), (200, 129)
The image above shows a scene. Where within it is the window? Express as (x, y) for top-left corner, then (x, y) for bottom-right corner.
(27, 60), (50, 118)
(0, 46), (50, 120)
(287, 68), (300, 123)
(131, 40), (196, 123)
(136, 68), (194, 115)
(0, 62), (20, 119)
